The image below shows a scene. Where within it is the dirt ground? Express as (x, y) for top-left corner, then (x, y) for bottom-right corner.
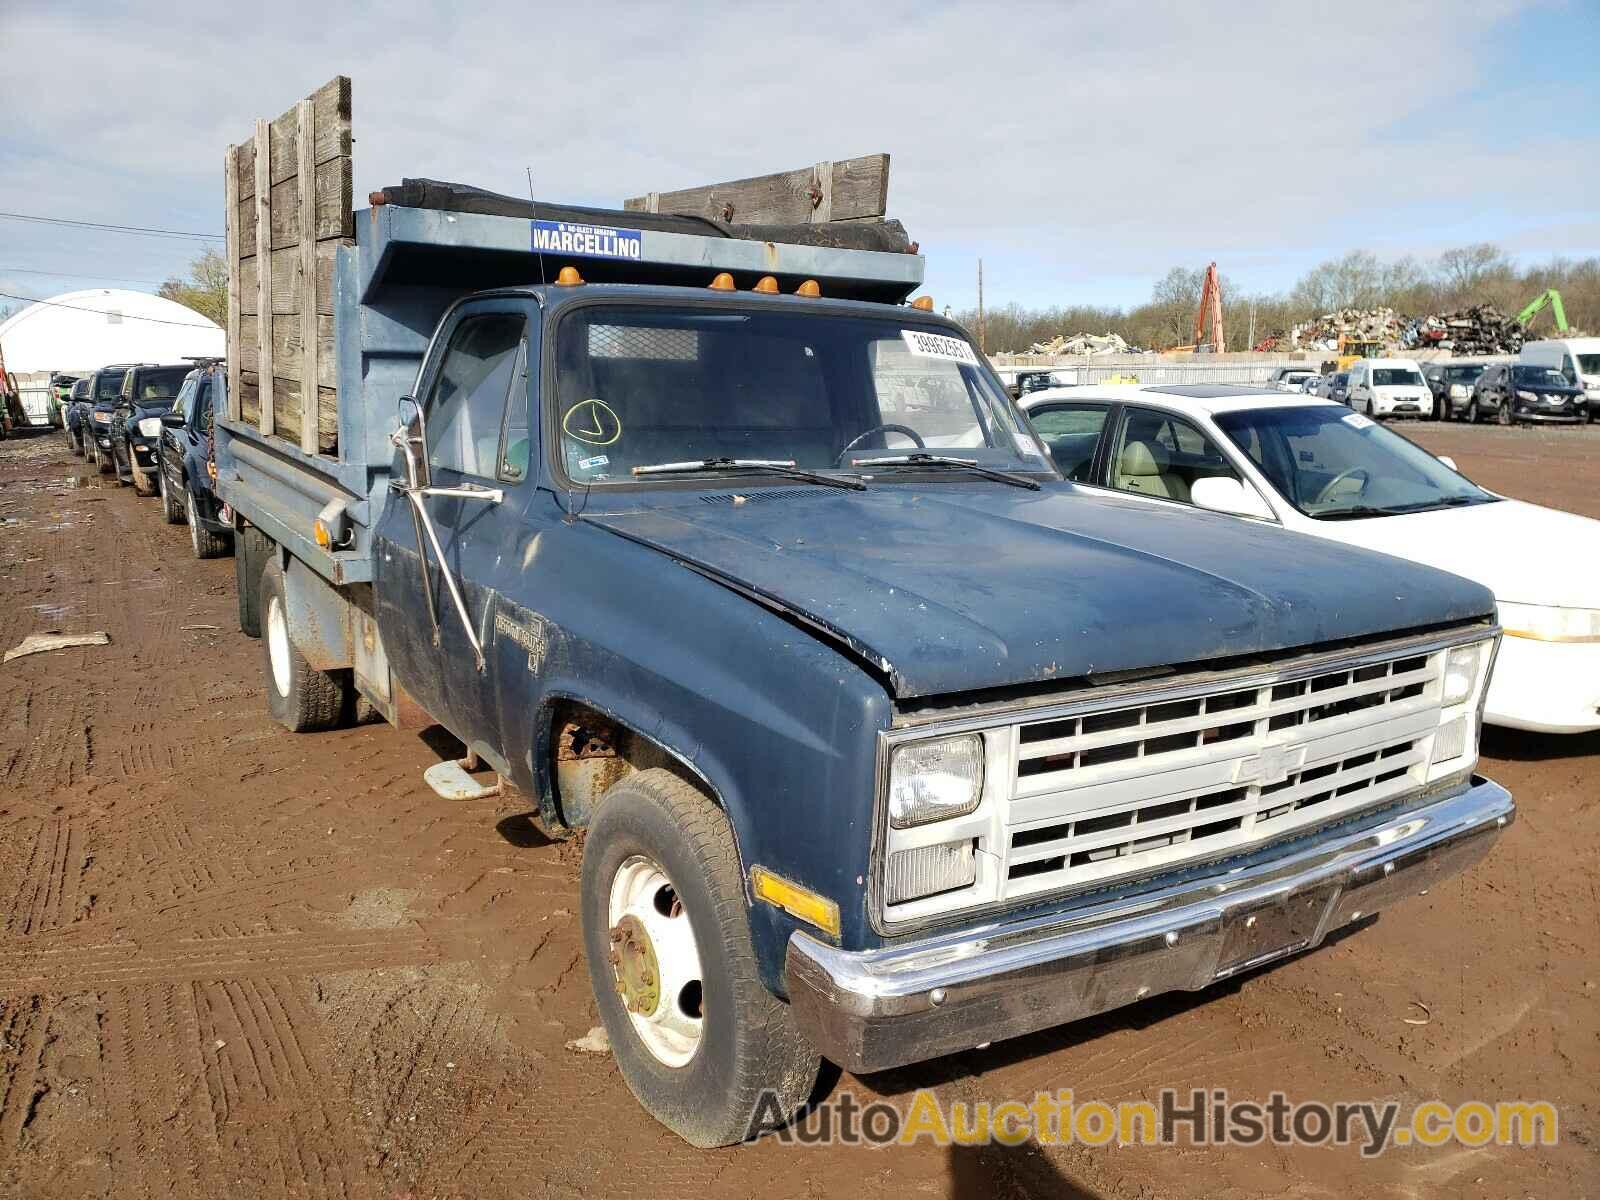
(0, 422), (1595, 1199)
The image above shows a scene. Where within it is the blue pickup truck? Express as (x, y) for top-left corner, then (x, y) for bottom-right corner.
(217, 176), (1514, 1146)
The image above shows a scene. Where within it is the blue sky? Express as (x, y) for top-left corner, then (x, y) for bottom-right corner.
(1, 0), (1596, 318)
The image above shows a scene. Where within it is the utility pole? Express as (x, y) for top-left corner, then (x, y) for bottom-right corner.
(977, 258), (986, 354)
(1248, 300), (1256, 353)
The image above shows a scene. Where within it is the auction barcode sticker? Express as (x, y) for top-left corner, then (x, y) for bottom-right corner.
(1342, 412), (1376, 430)
(902, 329), (979, 365)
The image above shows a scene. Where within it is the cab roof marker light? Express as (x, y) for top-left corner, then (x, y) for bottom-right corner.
(708, 272), (736, 291)
(796, 279), (821, 297)
(750, 866), (840, 938)
(910, 295), (934, 311)
(753, 275), (780, 294)
(555, 265), (584, 287)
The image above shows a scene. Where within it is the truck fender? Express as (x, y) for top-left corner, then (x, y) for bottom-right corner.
(283, 555), (354, 672)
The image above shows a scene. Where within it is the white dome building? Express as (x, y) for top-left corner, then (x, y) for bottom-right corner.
(0, 289), (224, 374)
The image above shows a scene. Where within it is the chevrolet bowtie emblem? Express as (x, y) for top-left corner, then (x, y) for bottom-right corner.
(1236, 744), (1292, 787)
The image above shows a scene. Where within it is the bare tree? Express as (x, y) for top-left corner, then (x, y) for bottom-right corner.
(158, 248), (228, 326)
(1433, 243), (1512, 301)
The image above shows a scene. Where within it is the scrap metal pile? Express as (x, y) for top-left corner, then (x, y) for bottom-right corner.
(1291, 307), (1406, 351)
(1027, 331), (1139, 355)
(1402, 304), (1524, 355)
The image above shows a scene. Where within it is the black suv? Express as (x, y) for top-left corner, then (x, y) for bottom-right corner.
(1469, 362), (1588, 425)
(157, 361), (233, 557)
(64, 378), (93, 454)
(85, 364), (143, 473)
(109, 363), (192, 494)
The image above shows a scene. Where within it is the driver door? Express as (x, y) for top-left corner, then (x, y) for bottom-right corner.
(374, 302), (531, 757)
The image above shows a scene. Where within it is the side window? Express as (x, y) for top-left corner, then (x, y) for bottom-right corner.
(1027, 404), (1110, 481)
(173, 377), (197, 421)
(1108, 407), (1242, 505)
(497, 338), (531, 481)
(1561, 354), (1579, 385)
(195, 378), (212, 431)
(425, 313), (527, 479)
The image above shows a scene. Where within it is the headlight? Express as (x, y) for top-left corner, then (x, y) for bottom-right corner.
(1429, 637), (1495, 778)
(138, 417), (163, 438)
(1449, 384), (1467, 398)
(1497, 602), (1600, 643)
(92, 411), (111, 424)
(1441, 641), (1484, 706)
(1516, 389), (1537, 402)
(887, 734), (983, 828)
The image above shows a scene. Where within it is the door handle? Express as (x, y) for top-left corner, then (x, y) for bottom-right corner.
(421, 482), (504, 503)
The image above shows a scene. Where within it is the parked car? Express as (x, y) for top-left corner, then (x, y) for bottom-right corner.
(1326, 371), (1351, 405)
(1423, 362), (1494, 421)
(1020, 383), (1600, 732)
(47, 373), (76, 429)
(1011, 368), (1060, 398)
(1468, 362), (1588, 426)
(1344, 357), (1433, 420)
(64, 378), (92, 454)
(1518, 337), (1600, 419)
(157, 360), (233, 557)
(109, 363), (192, 494)
(215, 109), (1511, 1146)
(1266, 365), (1318, 392)
(84, 363), (143, 473)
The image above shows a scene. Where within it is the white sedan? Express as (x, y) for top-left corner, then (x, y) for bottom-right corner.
(1020, 384), (1600, 732)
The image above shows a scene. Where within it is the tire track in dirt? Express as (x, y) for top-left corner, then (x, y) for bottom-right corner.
(0, 995), (53, 1157)
(0, 928), (451, 997)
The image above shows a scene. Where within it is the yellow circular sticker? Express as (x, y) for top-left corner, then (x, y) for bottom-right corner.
(562, 398), (622, 446)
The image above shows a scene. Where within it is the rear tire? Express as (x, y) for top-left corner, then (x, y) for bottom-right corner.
(235, 526), (271, 638)
(581, 769), (819, 1148)
(260, 558), (344, 733)
(187, 491), (231, 559)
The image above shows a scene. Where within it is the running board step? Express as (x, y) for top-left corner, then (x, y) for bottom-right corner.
(424, 758), (503, 801)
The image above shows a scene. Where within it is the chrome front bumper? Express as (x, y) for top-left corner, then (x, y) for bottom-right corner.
(786, 777), (1513, 1074)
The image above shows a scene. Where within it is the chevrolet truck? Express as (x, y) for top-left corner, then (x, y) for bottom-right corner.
(216, 81), (1514, 1147)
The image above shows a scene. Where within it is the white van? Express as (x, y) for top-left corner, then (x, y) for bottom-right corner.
(1344, 357), (1433, 419)
(1519, 338), (1600, 418)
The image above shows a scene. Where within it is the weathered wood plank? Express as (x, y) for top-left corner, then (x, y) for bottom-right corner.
(237, 198), (256, 259)
(267, 159), (354, 250)
(239, 242), (337, 317)
(624, 154), (890, 225)
(239, 369), (260, 425)
(253, 118), (274, 437)
(225, 144), (242, 421)
(296, 99), (320, 456)
(238, 315), (336, 390)
(236, 141), (255, 201)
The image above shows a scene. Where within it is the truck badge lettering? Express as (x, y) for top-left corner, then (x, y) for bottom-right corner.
(493, 608), (548, 672)
(531, 219), (643, 261)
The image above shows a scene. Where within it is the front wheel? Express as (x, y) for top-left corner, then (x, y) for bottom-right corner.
(93, 442), (113, 475)
(1497, 401), (1513, 427)
(158, 468), (185, 523)
(187, 490), (231, 559)
(581, 769), (819, 1147)
(260, 558), (345, 732)
(1468, 399), (1480, 424)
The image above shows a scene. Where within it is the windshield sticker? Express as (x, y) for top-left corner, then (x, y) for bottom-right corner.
(1015, 435), (1045, 458)
(531, 220), (643, 260)
(562, 398), (622, 446)
(576, 454), (609, 471)
(1342, 412), (1376, 430)
(901, 329), (979, 365)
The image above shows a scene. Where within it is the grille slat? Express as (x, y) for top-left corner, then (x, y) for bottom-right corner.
(998, 647), (1446, 900)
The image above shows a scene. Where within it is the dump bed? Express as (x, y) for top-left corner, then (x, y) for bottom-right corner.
(215, 78), (924, 587)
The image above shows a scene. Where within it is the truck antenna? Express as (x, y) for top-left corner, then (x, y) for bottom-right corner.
(527, 166), (546, 288)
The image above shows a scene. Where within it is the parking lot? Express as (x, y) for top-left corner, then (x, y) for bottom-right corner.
(0, 421), (1595, 1199)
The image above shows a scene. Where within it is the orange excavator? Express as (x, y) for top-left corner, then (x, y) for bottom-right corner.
(1193, 261), (1225, 353)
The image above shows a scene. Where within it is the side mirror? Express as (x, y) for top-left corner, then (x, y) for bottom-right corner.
(160, 411), (186, 428)
(1191, 476), (1275, 521)
(1437, 455), (1458, 472)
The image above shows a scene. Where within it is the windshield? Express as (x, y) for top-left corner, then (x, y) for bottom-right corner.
(133, 367), (190, 403)
(1444, 365), (1485, 383)
(552, 305), (1049, 483)
(1372, 368), (1422, 387)
(1214, 404), (1495, 519)
(94, 373), (125, 401)
(1512, 365), (1570, 388)
(1577, 354), (1600, 377)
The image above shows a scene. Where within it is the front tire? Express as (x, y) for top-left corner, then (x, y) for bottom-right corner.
(187, 490), (231, 559)
(131, 459), (156, 497)
(1468, 399), (1480, 424)
(93, 442), (113, 475)
(581, 769), (819, 1148)
(1497, 401), (1513, 427)
(260, 558), (345, 732)
(158, 467), (185, 523)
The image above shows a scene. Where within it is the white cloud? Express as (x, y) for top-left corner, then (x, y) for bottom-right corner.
(1, 0), (1591, 308)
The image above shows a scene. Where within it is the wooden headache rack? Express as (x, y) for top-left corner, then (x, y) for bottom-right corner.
(225, 76), (352, 456)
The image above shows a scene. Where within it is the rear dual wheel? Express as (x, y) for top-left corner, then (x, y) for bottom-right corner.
(260, 558), (345, 733)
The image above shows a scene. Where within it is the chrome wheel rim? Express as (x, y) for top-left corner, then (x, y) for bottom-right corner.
(266, 593), (292, 698)
(187, 493), (200, 552)
(607, 854), (704, 1067)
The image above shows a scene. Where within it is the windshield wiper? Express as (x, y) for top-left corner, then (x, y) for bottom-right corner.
(1311, 505), (1399, 521)
(630, 458), (865, 491)
(848, 452), (1041, 490)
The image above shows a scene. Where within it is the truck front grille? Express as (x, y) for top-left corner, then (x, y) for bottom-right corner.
(998, 649), (1444, 900)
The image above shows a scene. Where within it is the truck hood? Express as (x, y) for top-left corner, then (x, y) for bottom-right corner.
(1300, 497), (1600, 611)
(586, 484), (1494, 698)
